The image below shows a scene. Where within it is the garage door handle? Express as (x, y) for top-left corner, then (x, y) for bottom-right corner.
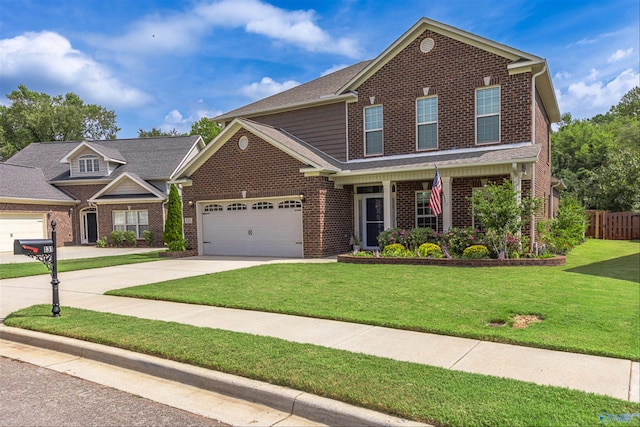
(203, 241), (211, 243)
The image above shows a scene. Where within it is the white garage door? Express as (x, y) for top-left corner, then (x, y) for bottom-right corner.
(0, 213), (46, 252)
(202, 199), (303, 257)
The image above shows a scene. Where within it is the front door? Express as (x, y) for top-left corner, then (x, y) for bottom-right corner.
(81, 209), (98, 244)
(364, 196), (384, 249)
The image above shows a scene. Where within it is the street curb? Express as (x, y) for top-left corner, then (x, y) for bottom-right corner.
(0, 325), (429, 427)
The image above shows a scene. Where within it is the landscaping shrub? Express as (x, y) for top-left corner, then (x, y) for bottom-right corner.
(409, 227), (438, 248)
(537, 195), (588, 254)
(110, 230), (124, 247)
(462, 245), (490, 259)
(124, 230), (137, 246)
(378, 228), (413, 249)
(417, 243), (443, 258)
(96, 236), (108, 248)
(440, 227), (482, 257)
(167, 238), (188, 252)
(382, 243), (408, 257)
(142, 230), (154, 247)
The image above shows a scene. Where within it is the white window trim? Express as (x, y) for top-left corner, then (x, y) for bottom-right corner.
(364, 105), (383, 156)
(415, 190), (438, 231)
(416, 96), (438, 151)
(79, 155), (100, 173)
(112, 210), (149, 239)
(475, 85), (501, 145)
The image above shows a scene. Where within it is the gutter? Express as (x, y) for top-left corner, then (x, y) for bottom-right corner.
(530, 63), (547, 249)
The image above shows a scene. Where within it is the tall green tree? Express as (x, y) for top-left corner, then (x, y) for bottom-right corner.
(138, 127), (184, 138)
(138, 117), (220, 143)
(0, 85), (119, 159)
(190, 117), (220, 144)
(163, 183), (183, 246)
(552, 87), (640, 211)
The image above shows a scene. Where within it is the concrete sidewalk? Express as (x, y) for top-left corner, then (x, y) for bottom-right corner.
(1, 256), (638, 425)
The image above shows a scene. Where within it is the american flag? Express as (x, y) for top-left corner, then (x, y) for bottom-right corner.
(428, 167), (442, 216)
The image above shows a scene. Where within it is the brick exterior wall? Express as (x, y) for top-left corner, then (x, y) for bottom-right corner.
(98, 202), (165, 247)
(0, 203), (74, 247)
(347, 29), (532, 160)
(182, 129), (353, 257)
(39, 184), (166, 247)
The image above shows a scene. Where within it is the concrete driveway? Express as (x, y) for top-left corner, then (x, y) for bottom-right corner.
(0, 251), (334, 321)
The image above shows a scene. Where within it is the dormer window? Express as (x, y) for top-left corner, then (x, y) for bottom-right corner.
(79, 155), (100, 173)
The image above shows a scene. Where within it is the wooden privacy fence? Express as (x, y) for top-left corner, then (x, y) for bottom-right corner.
(587, 210), (640, 240)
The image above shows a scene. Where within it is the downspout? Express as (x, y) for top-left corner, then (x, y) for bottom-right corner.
(530, 63), (547, 250)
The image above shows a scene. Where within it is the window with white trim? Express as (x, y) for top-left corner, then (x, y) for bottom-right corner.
(113, 210), (149, 238)
(416, 191), (438, 231)
(417, 96), (438, 150)
(364, 105), (383, 155)
(476, 86), (500, 144)
(79, 155), (100, 173)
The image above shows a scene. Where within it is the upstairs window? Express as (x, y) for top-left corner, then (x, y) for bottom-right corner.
(364, 105), (383, 156)
(476, 86), (500, 144)
(79, 155), (100, 173)
(417, 96), (438, 150)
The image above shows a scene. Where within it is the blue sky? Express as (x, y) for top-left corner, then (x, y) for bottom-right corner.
(1, 0), (638, 138)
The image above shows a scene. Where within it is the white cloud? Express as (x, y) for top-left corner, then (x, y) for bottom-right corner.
(160, 105), (221, 133)
(556, 68), (639, 118)
(240, 77), (300, 100)
(97, 0), (360, 58)
(554, 71), (572, 80)
(608, 48), (634, 63)
(0, 31), (151, 108)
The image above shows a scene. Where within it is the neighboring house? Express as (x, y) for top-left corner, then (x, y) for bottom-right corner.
(1, 136), (204, 251)
(174, 17), (561, 258)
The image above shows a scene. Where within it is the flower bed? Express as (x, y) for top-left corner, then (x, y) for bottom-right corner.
(158, 249), (198, 258)
(337, 254), (565, 267)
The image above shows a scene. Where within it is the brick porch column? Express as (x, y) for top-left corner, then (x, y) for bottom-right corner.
(442, 176), (452, 231)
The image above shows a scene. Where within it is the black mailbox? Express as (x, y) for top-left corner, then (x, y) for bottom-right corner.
(14, 239), (54, 256)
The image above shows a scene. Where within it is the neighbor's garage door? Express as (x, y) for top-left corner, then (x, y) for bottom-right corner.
(202, 199), (303, 257)
(0, 213), (46, 252)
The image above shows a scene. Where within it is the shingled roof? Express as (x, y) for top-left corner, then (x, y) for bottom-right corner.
(213, 60), (372, 121)
(0, 163), (76, 202)
(7, 136), (202, 183)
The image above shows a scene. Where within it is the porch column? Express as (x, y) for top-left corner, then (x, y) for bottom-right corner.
(382, 180), (393, 230)
(441, 176), (452, 231)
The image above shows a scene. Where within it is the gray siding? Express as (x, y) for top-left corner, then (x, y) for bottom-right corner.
(251, 103), (347, 161)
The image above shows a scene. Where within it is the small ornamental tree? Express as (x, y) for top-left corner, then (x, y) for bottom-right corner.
(163, 184), (183, 247)
(469, 180), (541, 257)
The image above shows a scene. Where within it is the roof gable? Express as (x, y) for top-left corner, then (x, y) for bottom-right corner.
(89, 172), (165, 203)
(60, 141), (126, 164)
(175, 118), (341, 180)
(8, 135), (204, 183)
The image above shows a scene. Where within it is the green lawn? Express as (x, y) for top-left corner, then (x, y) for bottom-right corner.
(107, 239), (640, 360)
(0, 251), (162, 279)
(5, 305), (639, 427)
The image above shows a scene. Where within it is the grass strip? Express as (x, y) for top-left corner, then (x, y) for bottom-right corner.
(0, 251), (162, 279)
(5, 305), (639, 427)
(107, 240), (640, 360)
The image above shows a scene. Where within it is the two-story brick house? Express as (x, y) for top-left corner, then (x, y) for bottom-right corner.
(175, 17), (561, 258)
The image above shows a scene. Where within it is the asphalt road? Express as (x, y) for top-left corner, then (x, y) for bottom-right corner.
(1, 356), (229, 427)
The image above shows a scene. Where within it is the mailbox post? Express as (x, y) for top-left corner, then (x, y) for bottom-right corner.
(13, 220), (61, 317)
